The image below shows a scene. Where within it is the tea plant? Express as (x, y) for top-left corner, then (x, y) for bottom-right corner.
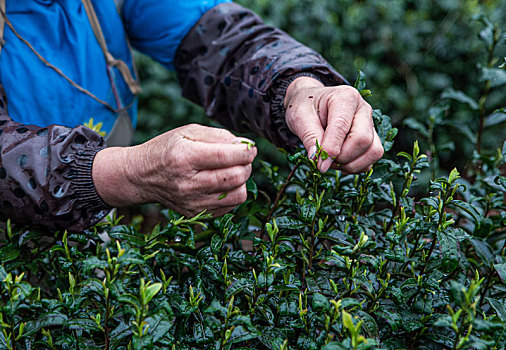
(1, 8), (505, 350)
(1, 98), (504, 349)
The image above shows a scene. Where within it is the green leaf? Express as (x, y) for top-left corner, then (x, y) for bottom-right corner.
(275, 216), (305, 230)
(226, 279), (253, 300)
(144, 283), (162, 304)
(484, 110), (506, 127)
(0, 244), (21, 262)
(441, 88), (479, 110)
(450, 200), (482, 224)
(445, 121), (477, 144)
(311, 293), (329, 311)
(321, 343), (348, 350)
(356, 310), (378, 338)
(246, 178), (258, 200)
(477, 17), (494, 47)
(342, 310), (355, 332)
(354, 70), (367, 90)
(23, 314), (68, 337)
(469, 238), (494, 268)
(118, 293), (141, 310)
(299, 203), (317, 223)
(494, 264), (506, 283)
(479, 66), (506, 87)
(359, 89), (372, 98)
(448, 168), (460, 184)
(396, 151), (412, 163)
(65, 319), (101, 332)
(486, 298), (506, 322)
(403, 118), (429, 137)
(227, 326), (259, 345)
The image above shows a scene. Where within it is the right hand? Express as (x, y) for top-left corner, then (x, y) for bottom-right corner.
(92, 124), (257, 217)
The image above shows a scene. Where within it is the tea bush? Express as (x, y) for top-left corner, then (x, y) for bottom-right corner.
(1, 1), (505, 350)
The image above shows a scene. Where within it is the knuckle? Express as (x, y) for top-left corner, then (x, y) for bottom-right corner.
(186, 123), (199, 131)
(176, 180), (192, 196)
(245, 163), (253, 178)
(220, 128), (236, 139)
(343, 164), (359, 174)
(229, 168), (244, 188)
(373, 144), (385, 160)
(215, 148), (229, 165)
(237, 185), (248, 203)
(334, 118), (351, 134)
(364, 102), (373, 116)
(339, 86), (361, 101)
(355, 131), (374, 150)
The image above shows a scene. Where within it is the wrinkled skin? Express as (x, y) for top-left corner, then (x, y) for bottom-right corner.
(93, 124), (257, 217)
(284, 77), (384, 174)
(92, 78), (383, 216)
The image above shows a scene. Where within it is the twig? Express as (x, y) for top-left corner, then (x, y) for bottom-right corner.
(479, 269), (496, 307)
(263, 161), (301, 239)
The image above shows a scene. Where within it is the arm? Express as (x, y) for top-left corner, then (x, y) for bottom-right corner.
(173, 3), (382, 172)
(174, 2), (347, 150)
(0, 84), (111, 231)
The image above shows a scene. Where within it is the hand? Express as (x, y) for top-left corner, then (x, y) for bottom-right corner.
(92, 124), (257, 217)
(284, 77), (384, 173)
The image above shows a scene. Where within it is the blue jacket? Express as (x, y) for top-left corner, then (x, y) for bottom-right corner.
(0, 0), (229, 134)
(0, 1), (344, 231)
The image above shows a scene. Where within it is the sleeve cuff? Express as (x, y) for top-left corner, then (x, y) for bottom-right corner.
(68, 146), (112, 224)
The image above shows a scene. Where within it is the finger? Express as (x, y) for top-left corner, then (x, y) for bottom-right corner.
(319, 88), (360, 171)
(337, 133), (384, 174)
(191, 142), (257, 170)
(176, 184), (248, 217)
(195, 164), (252, 192)
(205, 184), (248, 209)
(207, 206), (237, 218)
(335, 102), (374, 164)
(331, 164), (372, 175)
(285, 103), (324, 159)
(180, 124), (239, 143)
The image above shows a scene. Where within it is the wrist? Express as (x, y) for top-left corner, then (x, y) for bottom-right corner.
(284, 76), (324, 109)
(92, 146), (144, 207)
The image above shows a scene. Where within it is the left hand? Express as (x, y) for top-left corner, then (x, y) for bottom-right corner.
(284, 77), (384, 173)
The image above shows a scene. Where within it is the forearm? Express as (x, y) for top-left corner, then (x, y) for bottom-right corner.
(92, 145), (148, 208)
(174, 3), (347, 149)
(0, 85), (111, 231)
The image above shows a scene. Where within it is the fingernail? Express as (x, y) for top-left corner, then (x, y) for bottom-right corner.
(232, 137), (255, 145)
(320, 158), (333, 173)
(308, 145), (317, 160)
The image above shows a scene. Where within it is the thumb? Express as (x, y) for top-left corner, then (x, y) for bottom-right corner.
(286, 105), (324, 159)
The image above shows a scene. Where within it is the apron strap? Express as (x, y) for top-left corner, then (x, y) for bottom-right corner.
(81, 0), (141, 95)
(0, 0), (6, 57)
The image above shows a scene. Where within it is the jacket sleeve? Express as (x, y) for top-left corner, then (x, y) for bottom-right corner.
(174, 2), (347, 149)
(0, 84), (111, 231)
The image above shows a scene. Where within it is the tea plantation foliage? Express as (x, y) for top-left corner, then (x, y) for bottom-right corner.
(1, 1), (505, 349)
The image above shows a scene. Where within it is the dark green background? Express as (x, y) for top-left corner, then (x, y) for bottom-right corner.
(134, 0), (505, 172)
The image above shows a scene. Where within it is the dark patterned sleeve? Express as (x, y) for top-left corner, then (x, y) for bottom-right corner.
(174, 2), (347, 150)
(0, 84), (111, 231)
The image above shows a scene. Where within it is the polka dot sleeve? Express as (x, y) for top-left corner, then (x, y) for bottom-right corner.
(0, 84), (111, 231)
(174, 3), (348, 150)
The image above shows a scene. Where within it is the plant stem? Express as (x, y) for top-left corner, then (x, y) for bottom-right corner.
(476, 31), (497, 155)
(419, 237), (437, 277)
(104, 294), (111, 350)
(476, 80), (491, 155)
(305, 215), (317, 289)
(263, 161), (301, 238)
(479, 269), (495, 307)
